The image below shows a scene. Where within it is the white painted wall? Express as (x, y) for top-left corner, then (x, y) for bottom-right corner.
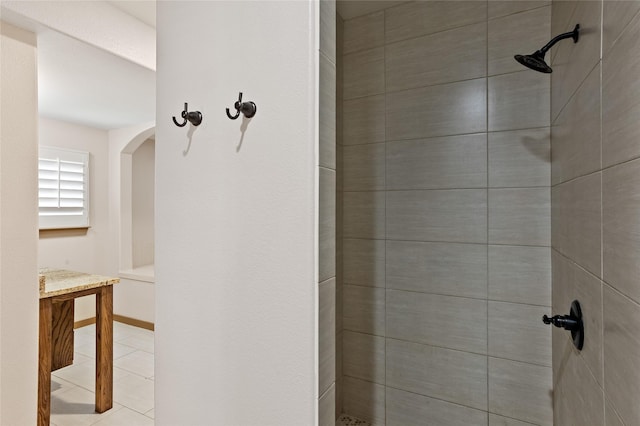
(155, 1), (318, 424)
(132, 138), (154, 268)
(0, 21), (38, 425)
(38, 117), (110, 321)
(108, 123), (155, 323)
(38, 118), (157, 324)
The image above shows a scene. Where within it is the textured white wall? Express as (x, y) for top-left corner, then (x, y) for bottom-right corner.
(131, 138), (155, 268)
(1, 0), (155, 70)
(0, 21), (39, 425)
(38, 117), (110, 321)
(108, 123), (155, 323)
(155, 1), (318, 424)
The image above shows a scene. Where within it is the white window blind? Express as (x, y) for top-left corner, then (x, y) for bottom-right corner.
(38, 147), (90, 229)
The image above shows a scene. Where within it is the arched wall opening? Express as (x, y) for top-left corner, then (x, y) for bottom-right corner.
(119, 126), (155, 281)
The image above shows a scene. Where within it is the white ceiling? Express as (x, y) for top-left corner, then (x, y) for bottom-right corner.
(1, 0), (156, 130)
(37, 29), (156, 130)
(11, 0), (402, 131)
(108, 0), (156, 28)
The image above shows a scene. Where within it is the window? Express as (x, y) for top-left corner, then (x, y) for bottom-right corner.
(38, 146), (90, 229)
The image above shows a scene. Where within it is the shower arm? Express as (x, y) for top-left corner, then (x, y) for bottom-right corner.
(537, 24), (580, 56)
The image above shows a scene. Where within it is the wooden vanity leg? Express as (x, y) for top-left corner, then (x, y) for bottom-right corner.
(38, 298), (52, 426)
(95, 286), (113, 413)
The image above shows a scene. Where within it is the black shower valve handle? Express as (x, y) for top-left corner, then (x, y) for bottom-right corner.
(542, 314), (580, 331)
(542, 300), (584, 351)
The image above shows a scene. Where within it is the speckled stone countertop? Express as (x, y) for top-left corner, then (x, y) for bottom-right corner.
(39, 268), (119, 299)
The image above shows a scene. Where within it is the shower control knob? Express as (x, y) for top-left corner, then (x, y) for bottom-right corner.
(542, 314), (579, 331)
(542, 300), (584, 351)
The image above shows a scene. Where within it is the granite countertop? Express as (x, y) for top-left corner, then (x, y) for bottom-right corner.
(39, 267), (119, 299)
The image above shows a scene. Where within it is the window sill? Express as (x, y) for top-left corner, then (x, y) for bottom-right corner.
(39, 227), (90, 238)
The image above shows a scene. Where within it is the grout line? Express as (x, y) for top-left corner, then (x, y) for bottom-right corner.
(550, 57), (600, 125)
(602, 280), (640, 310)
(343, 237), (551, 248)
(348, 335), (553, 369)
(487, 2), (552, 22)
(343, 126), (551, 148)
(553, 248), (640, 315)
(551, 248), (601, 282)
(550, 167), (602, 189)
(485, 1), (491, 419)
(343, 237), (551, 250)
(343, 186), (551, 193)
(345, 282), (553, 308)
(346, 376), (489, 415)
(344, 18), (486, 57)
(383, 20), (487, 52)
(345, 70), (535, 104)
(382, 6), (388, 423)
(603, 3), (640, 59)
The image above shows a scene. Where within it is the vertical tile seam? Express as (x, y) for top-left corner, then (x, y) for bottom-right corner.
(383, 6), (388, 425)
(337, 14), (344, 418)
(604, 281), (640, 425)
(598, 1), (606, 420)
(485, 1), (490, 423)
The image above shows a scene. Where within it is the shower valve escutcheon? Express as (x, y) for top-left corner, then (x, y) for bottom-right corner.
(542, 300), (584, 351)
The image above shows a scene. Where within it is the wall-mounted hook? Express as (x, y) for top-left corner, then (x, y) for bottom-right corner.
(172, 102), (203, 127)
(226, 92), (257, 120)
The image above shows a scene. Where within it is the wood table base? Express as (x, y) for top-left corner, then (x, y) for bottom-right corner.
(38, 299), (52, 426)
(95, 286), (113, 412)
(38, 282), (115, 425)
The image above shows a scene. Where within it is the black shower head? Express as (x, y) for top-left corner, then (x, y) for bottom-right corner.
(514, 51), (552, 73)
(515, 24), (580, 73)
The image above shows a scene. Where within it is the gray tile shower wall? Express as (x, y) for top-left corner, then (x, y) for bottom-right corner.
(335, 12), (344, 420)
(551, 1), (640, 425)
(319, 1), (336, 424)
(339, 1), (553, 424)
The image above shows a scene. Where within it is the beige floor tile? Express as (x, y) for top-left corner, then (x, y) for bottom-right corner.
(52, 323), (155, 426)
(113, 323), (154, 342)
(53, 362), (130, 393)
(75, 341), (139, 360)
(91, 406), (154, 426)
(70, 352), (93, 366)
(74, 330), (97, 349)
(113, 373), (155, 414)
(114, 350), (155, 379)
(50, 386), (124, 426)
(118, 333), (155, 354)
(74, 324), (95, 336)
(51, 376), (79, 396)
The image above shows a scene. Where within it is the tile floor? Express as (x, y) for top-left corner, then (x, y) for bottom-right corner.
(50, 321), (154, 426)
(50, 324), (370, 426)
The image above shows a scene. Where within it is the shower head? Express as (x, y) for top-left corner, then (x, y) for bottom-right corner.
(514, 51), (552, 73)
(514, 24), (580, 73)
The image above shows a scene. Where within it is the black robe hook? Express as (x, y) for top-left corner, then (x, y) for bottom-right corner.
(226, 92), (257, 120)
(173, 102), (203, 127)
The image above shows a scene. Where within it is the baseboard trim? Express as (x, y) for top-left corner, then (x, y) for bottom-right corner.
(74, 317), (96, 329)
(114, 314), (154, 331)
(74, 315), (154, 331)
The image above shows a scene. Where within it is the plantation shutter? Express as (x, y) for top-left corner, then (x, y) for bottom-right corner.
(38, 147), (90, 229)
